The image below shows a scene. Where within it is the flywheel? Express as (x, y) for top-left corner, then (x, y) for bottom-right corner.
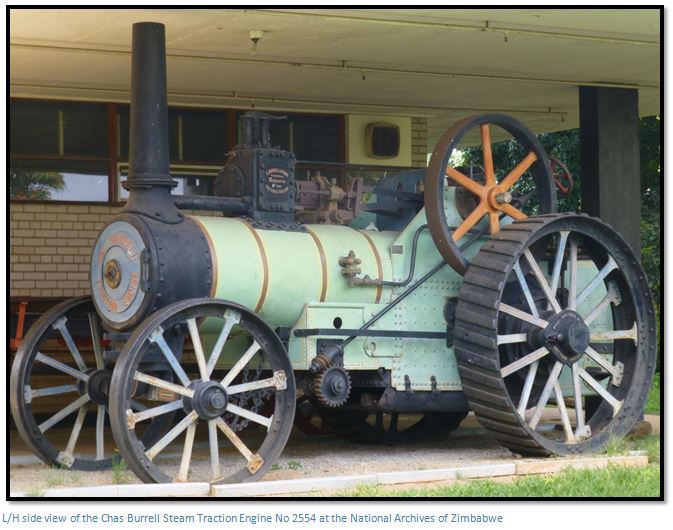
(425, 114), (557, 275)
(454, 213), (656, 456)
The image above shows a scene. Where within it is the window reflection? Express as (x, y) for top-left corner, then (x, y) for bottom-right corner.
(10, 159), (108, 202)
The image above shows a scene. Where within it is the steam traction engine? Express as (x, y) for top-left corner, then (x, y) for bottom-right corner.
(11, 23), (657, 484)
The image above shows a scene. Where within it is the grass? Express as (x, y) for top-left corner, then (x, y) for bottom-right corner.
(632, 435), (660, 464)
(645, 373), (660, 415)
(604, 434), (630, 456)
(287, 460), (303, 470)
(24, 486), (45, 497)
(340, 436), (660, 498)
(44, 467), (82, 488)
(111, 458), (130, 484)
(343, 464), (660, 498)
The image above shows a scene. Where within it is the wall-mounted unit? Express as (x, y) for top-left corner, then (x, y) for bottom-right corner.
(346, 115), (411, 166)
(365, 122), (400, 158)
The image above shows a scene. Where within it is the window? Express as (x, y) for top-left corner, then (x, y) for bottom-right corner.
(10, 159), (108, 202)
(11, 100), (108, 158)
(118, 163), (220, 200)
(10, 98), (344, 204)
(117, 106), (228, 164)
(236, 112), (340, 163)
(10, 100), (110, 202)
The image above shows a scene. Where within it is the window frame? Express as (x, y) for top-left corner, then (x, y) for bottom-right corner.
(9, 97), (346, 205)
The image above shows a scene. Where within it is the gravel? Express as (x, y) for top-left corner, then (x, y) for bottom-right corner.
(9, 417), (516, 494)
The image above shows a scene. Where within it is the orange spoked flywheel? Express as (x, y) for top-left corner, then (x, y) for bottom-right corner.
(424, 114), (557, 275)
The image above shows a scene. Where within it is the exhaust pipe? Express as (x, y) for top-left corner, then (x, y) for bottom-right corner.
(122, 22), (181, 223)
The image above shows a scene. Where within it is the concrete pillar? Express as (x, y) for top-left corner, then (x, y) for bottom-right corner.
(579, 86), (641, 256)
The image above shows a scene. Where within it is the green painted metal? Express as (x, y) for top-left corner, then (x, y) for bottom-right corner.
(194, 188), (612, 396)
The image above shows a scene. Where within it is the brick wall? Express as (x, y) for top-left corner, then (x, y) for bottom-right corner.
(411, 117), (428, 168)
(9, 203), (223, 299)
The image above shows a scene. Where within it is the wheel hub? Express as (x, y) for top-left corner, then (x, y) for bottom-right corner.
(184, 381), (229, 420)
(543, 310), (590, 365)
(86, 369), (113, 405)
(104, 259), (122, 289)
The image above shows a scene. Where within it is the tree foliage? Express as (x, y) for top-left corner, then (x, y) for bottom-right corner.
(10, 166), (65, 200)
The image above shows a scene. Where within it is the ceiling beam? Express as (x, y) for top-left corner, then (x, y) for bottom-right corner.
(10, 82), (570, 122)
(10, 41), (659, 91)
(250, 9), (660, 47)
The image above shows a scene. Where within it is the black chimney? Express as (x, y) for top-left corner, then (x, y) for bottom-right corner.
(122, 22), (181, 223)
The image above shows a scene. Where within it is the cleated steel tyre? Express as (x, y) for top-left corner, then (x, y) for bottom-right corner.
(454, 213), (657, 456)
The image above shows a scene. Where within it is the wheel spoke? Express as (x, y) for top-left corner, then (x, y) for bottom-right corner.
(133, 371), (194, 398)
(39, 394), (90, 433)
(517, 360), (539, 416)
(145, 411), (198, 460)
(206, 309), (241, 377)
(499, 303), (548, 328)
(590, 324), (638, 344)
(226, 402), (272, 429)
(126, 400), (184, 428)
(390, 412), (399, 434)
(96, 405), (105, 460)
(571, 364), (588, 437)
(500, 203), (527, 221)
(499, 151), (537, 191)
(480, 124), (495, 187)
(446, 167), (484, 197)
(177, 422), (197, 483)
(187, 318), (209, 381)
(130, 400), (148, 412)
(549, 231), (570, 296)
(513, 261), (539, 317)
(221, 340), (262, 388)
(529, 361), (563, 429)
(226, 370), (287, 395)
(148, 326), (191, 387)
(35, 353), (89, 382)
(584, 346), (622, 380)
(576, 255), (618, 308)
(488, 212), (500, 234)
(452, 203), (487, 241)
(584, 284), (621, 325)
(52, 316), (88, 372)
(497, 333), (528, 345)
(523, 249), (562, 313)
(64, 405), (88, 455)
(568, 240), (578, 309)
(501, 346), (549, 377)
(208, 420), (221, 480)
(578, 367), (622, 415)
(553, 381), (575, 443)
(88, 312), (104, 370)
(215, 417), (252, 460)
(27, 383), (79, 402)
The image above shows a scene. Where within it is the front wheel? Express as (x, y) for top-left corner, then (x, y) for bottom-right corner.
(109, 298), (296, 484)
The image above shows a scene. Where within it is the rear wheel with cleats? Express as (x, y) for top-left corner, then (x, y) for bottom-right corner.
(454, 214), (656, 456)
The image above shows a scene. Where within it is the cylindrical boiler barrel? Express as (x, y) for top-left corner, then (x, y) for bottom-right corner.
(190, 216), (396, 328)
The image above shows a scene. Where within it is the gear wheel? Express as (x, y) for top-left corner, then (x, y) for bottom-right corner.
(312, 367), (351, 407)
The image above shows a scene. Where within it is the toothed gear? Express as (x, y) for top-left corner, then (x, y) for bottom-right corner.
(312, 367), (351, 408)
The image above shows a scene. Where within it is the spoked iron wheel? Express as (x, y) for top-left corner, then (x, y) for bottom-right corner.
(10, 297), (118, 470)
(425, 114), (556, 275)
(109, 298), (296, 484)
(455, 214), (656, 456)
(325, 411), (467, 445)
